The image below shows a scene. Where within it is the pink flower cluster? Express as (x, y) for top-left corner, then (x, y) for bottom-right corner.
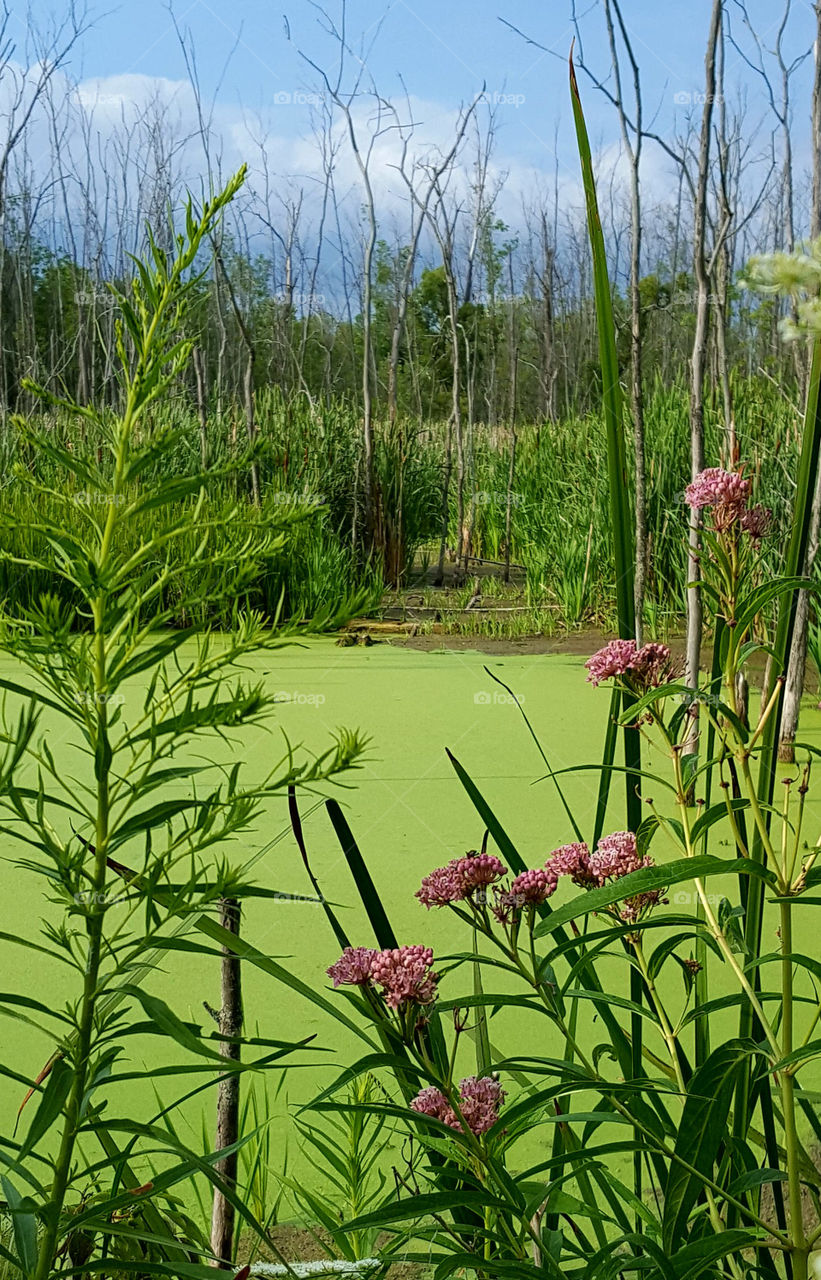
(507, 866), (556, 905)
(589, 831), (667, 923)
(589, 831), (647, 882)
(410, 1075), (506, 1135)
(547, 842), (598, 886)
(685, 467), (751, 511)
(684, 466), (770, 539)
(327, 944), (438, 1008)
(417, 852), (507, 908)
(585, 639), (673, 690)
(371, 946), (438, 1008)
(326, 947), (374, 988)
(478, 834), (665, 925)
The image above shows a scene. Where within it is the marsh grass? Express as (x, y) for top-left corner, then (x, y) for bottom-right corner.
(0, 378), (801, 637)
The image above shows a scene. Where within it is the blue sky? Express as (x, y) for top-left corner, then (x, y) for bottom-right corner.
(12, 0), (821, 258)
(25, 0), (819, 163)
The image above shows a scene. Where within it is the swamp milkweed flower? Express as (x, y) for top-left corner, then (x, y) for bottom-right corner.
(589, 831), (667, 924)
(685, 466), (769, 543)
(326, 946), (375, 988)
(585, 639), (674, 692)
(417, 852), (507, 908)
(410, 1075), (506, 1136)
(327, 944), (439, 1008)
(684, 467), (751, 513)
(369, 945), (439, 1008)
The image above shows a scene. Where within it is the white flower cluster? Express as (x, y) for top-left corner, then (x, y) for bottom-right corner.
(744, 241), (821, 341)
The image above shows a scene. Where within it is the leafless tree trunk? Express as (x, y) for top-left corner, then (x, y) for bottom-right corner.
(208, 898), (243, 1268)
(779, 1), (821, 763)
(297, 2), (398, 556)
(504, 250), (519, 583)
(685, 0), (723, 773)
(193, 345), (209, 470)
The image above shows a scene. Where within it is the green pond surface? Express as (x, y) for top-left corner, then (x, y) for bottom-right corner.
(2, 637), (821, 1207)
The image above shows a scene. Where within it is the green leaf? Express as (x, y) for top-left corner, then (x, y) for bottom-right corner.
(670, 1229), (760, 1279)
(326, 799), (398, 949)
(534, 856), (773, 937)
(339, 1189), (511, 1231)
(17, 1056), (72, 1162)
(1, 1174), (37, 1276)
(662, 1039), (758, 1253)
(121, 987), (235, 1062)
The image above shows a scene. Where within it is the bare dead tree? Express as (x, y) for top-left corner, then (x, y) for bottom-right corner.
(172, 11), (261, 505)
(684, 0), (724, 775)
(206, 899), (243, 1269)
(0, 1), (89, 416)
(298, 0), (399, 556)
(779, 2), (821, 762)
(427, 174), (466, 583)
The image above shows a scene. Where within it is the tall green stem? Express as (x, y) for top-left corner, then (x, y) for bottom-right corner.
(33, 601), (111, 1280)
(781, 898), (809, 1280)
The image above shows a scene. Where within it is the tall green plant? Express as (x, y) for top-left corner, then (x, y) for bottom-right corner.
(0, 171), (365, 1280)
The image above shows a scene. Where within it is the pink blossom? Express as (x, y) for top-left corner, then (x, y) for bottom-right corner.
(585, 639), (639, 686)
(326, 947), (376, 988)
(409, 1076), (506, 1136)
(416, 860), (466, 907)
(409, 1086), (458, 1128)
(586, 640), (673, 691)
(458, 1076), (506, 1134)
(634, 643), (674, 687)
(508, 866), (557, 905)
(370, 945), (439, 1008)
(545, 842), (595, 887)
(417, 853), (507, 908)
(685, 468), (751, 511)
(589, 831), (646, 884)
(589, 832), (667, 923)
(458, 853), (507, 890)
